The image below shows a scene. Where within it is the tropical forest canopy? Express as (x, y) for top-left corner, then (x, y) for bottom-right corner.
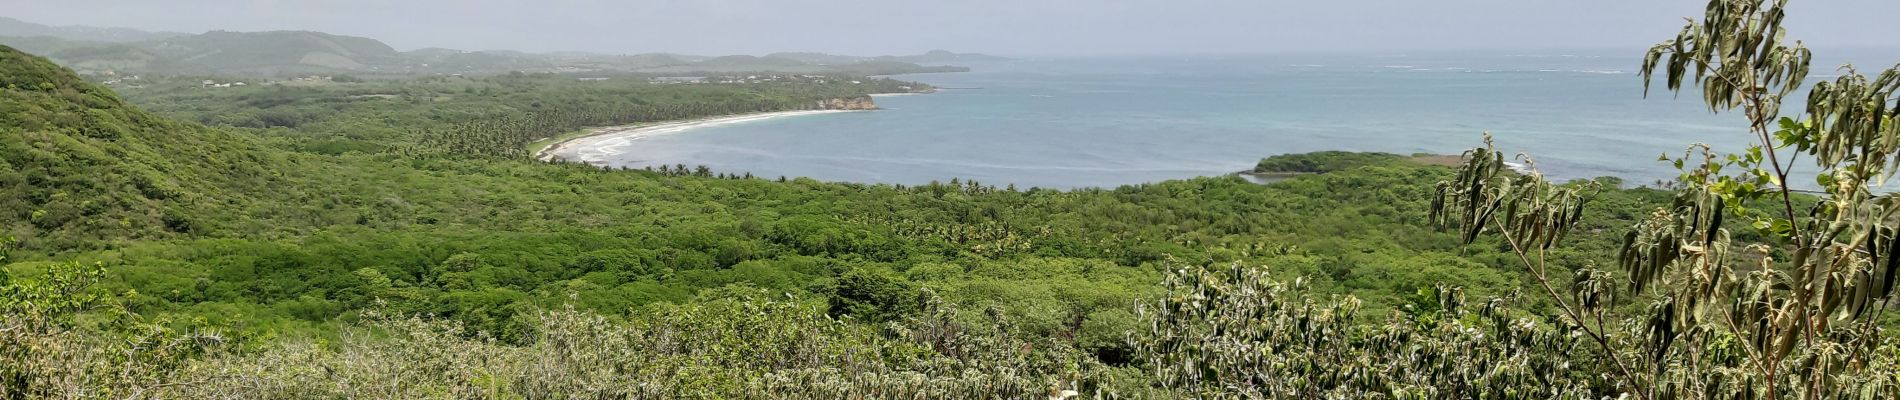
(3, 0), (1900, 398)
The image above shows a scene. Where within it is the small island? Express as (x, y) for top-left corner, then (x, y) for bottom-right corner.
(1240, 151), (1464, 184)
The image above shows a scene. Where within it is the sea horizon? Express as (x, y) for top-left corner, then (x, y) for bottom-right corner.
(562, 49), (1900, 190)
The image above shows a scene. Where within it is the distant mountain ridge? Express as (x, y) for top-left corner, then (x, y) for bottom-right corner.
(144, 30), (404, 72)
(0, 17), (993, 77)
(0, 16), (186, 43)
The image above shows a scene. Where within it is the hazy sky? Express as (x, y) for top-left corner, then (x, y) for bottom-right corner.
(4, 0), (1899, 56)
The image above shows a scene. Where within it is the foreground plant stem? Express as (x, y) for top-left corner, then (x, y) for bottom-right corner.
(1493, 219), (1649, 400)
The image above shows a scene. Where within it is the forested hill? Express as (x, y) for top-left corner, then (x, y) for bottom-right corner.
(0, 45), (281, 248)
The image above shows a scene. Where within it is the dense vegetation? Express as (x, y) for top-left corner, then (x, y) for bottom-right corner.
(1254, 151), (1408, 174)
(4, 0), (1899, 397)
(2, 38), (1674, 395)
(5, 39), (1602, 331)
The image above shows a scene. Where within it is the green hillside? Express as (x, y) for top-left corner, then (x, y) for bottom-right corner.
(0, 44), (944, 250)
(0, 46), (277, 248)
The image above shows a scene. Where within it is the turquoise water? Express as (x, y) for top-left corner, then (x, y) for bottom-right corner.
(596, 50), (1893, 189)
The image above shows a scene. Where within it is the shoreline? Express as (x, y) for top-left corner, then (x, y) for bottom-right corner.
(534, 109), (864, 163)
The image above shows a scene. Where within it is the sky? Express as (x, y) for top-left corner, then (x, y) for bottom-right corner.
(3, 0), (1899, 56)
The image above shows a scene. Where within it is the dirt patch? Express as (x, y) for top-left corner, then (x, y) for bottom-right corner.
(1407, 154), (1465, 167)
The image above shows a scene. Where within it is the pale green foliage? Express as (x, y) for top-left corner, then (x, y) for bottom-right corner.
(1128, 264), (1600, 399)
(1432, 0), (1900, 398)
(0, 255), (1094, 398)
(0, 240), (226, 399)
(168, 308), (524, 399)
(144, 290), (1094, 399)
(1430, 134), (1596, 250)
(1642, 0), (1810, 116)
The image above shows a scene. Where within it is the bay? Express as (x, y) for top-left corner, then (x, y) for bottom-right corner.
(580, 50), (1897, 189)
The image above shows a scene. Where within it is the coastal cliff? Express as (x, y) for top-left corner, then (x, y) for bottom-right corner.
(814, 96), (878, 111)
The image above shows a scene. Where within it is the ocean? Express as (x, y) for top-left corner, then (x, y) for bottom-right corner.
(575, 50), (1898, 189)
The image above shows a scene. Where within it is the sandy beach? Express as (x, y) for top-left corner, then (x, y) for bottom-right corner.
(536, 110), (862, 164)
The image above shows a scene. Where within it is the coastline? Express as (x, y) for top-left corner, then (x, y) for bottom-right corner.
(534, 109), (863, 163)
